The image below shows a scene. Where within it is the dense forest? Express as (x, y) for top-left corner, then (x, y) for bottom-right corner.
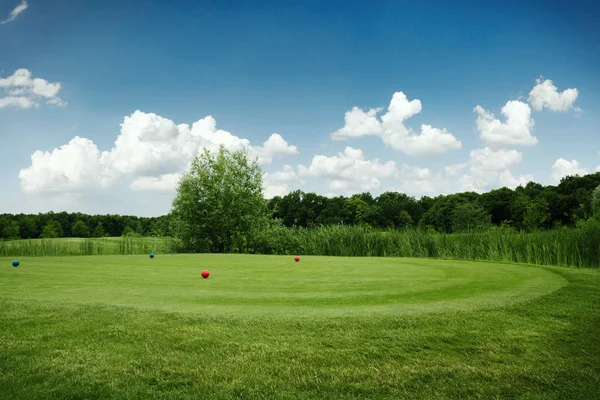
(1, 172), (600, 240)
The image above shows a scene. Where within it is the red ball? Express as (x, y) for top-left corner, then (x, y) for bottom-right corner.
(294, 256), (300, 262)
(201, 269), (210, 278)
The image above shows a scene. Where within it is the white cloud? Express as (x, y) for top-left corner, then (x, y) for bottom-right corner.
(474, 101), (537, 148)
(465, 147), (530, 191)
(104, 111), (298, 176)
(0, 96), (36, 109)
(293, 144), (535, 199)
(0, 68), (65, 108)
(298, 146), (397, 194)
(528, 77), (579, 112)
(1, 0), (27, 24)
(392, 148), (533, 196)
(15, 78), (590, 213)
(331, 106), (382, 139)
(444, 163), (467, 177)
(263, 165), (304, 198)
(469, 147), (523, 172)
(130, 173), (182, 192)
(103, 111), (199, 176)
(391, 164), (440, 195)
(19, 110), (299, 194)
(499, 170), (533, 189)
(249, 133), (299, 165)
(18, 137), (115, 194)
(551, 158), (588, 184)
(332, 92), (462, 156)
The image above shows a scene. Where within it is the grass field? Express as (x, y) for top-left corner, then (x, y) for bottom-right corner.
(1, 254), (598, 399)
(0, 237), (176, 257)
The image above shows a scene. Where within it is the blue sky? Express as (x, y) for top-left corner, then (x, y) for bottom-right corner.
(1, 0), (599, 216)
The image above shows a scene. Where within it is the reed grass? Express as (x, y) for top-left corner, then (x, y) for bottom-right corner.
(2, 218), (599, 268)
(0, 237), (179, 257)
(248, 219), (600, 268)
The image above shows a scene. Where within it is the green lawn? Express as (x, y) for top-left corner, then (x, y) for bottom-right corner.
(0, 254), (598, 399)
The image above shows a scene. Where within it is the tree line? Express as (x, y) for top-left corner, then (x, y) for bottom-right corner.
(0, 211), (171, 240)
(269, 172), (600, 232)
(1, 153), (600, 241)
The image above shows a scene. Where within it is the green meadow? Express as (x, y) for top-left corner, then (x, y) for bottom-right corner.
(1, 254), (598, 399)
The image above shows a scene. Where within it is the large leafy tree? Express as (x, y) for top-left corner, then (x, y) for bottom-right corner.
(591, 184), (600, 216)
(92, 222), (106, 238)
(451, 201), (492, 233)
(480, 187), (514, 225)
(40, 220), (63, 238)
(273, 190), (304, 227)
(2, 220), (20, 239)
(343, 196), (370, 226)
(420, 193), (479, 233)
(171, 145), (268, 252)
(509, 191), (531, 229)
(316, 196), (350, 225)
(522, 199), (550, 231)
(72, 220), (90, 238)
(19, 215), (39, 239)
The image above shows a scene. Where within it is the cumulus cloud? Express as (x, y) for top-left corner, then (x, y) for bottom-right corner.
(249, 133), (298, 165)
(103, 111), (200, 176)
(298, 146), (397, 194)
(1, 0), (27, 24)
(263, 165), (305, 198)
(499, 170), (534, 189)
(0, 68), (65, 108)
(0, 96), (36, 109)
(474, 101), (537, 148)
(19, 110), (299, 194)
(444, 163), (467, 177)
(294, 144), (535, 199)
(464, 147), (532, 191)
(390, 164), (441, 195)
(392, 148), (533, 196)
(18, 137), (115, 194)
(130, 173), (182, 192)
(331, 92), (462, 156)
(103, 112), (298, 177)
(551, 158), (588, 184)
(331, 106), (382, 139)
(528, 77), (579, 112)
(16, 77), (587, 209)
(469, 147), (523, 172)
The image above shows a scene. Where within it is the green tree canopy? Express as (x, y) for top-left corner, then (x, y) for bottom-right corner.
(522, 199), (550, 231)
(2, 220), (20, 239)
(121, 226), (138, 237)
(171, 145), (268, 252)
(92, 222), (106, 238)
(71, 220), (90, 238)
(40, 220), (63, 238)
(592, 184), (600, 216)
(451, 201), (492, 233)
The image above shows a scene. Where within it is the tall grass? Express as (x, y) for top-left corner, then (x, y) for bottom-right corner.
(248, 219), (600, 268)
(0, 237), (180, 257)
(3, 219), (599, 268)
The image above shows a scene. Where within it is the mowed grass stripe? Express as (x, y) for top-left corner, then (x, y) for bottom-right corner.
(0, 254), (566, 317)
(0, 265), (598, 399)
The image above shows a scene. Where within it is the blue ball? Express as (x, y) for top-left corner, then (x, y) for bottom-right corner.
(12, 260), (19, 267)
(149, 253), (154, 258)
